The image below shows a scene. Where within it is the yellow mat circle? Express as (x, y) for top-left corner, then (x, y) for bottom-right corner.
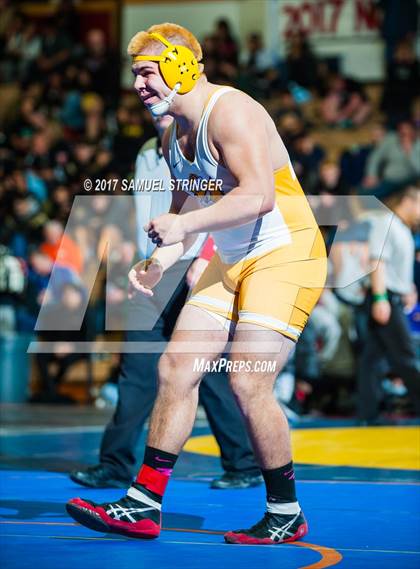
(184, 426), (420, 470)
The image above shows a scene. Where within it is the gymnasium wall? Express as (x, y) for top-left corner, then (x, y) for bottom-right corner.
(121, 0), (267, 87)
(120, 0), (385, 86)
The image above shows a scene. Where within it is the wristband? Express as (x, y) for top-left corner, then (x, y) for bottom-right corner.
(372, 292), (388, 303)
(199, 237), (216, 261)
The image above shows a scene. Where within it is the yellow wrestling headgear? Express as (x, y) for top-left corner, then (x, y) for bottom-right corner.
(132, 32), (200, 94)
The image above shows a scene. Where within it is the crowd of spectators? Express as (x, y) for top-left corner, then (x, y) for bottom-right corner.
(0, 4), (419, 417)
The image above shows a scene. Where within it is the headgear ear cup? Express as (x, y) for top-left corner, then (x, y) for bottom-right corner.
(132, 32), (201, 94)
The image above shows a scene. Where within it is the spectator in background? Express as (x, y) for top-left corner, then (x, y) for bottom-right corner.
(274, 322), (320, 421)
(411, 98), (420, 131)
(357, 184), (420, 422)
(209, 19), (239, 84)
(293, 319), (322, 410)
(381, 38), (419, 125)
(47, 184), (73, 223)
(59, 76), (85, 137)
(415, 235), (420, 294)
(274, 88), (305, 124)
(2, 193), (47, 257)
(340, 122), (386, 189)
(309, 161), (350, 248)
(201, 34), (219, 83)
(214, 19), (238, 66)
(308, 291), (343, 372)
(111, 104), (152, 174)
(24, 130), (54, 202)
(0, 0), (17, 53)
(0, 244), (25, 332)
(81, 93), (107, 144)
(10, 95), (48, 147)
(362, 119), (420, 195)
(106, 241), (136, 330)
(3, 15), (41, 83)
(289, 131), (325, 194)
(285, 32), (320, 91)
(81, 29), (120, 109)
(35, 18), (72, 78)
(18, 250), (77, 331)
(43, 70), (66, 114)
(54, 0), (79, 42)
(276, 109), (305, 148)
(321, 73), (371, 128)
(277, 290), (344, 419)
(32, 281), (89, 404)
(68, 139), (97, 179)
(242, 33), (276, 76)
(240, 32), (279, 97)
(331, 218), (371, 310)
(40, 220), (83, 276)
(377, 0), (418, 64)
(1, 12), (25, 82)
(313, 160), (349, 196)
(330, 216), (372, 383)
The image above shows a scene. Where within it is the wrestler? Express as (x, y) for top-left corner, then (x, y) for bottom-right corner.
(67, 23), (326, 545)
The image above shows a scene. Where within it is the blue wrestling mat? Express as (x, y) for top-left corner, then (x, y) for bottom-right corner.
(1, 418), (420, 569)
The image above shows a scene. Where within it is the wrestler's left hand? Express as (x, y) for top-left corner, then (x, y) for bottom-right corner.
(144, 213), (187, 247)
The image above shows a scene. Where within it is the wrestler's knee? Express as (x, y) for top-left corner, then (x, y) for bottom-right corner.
(229, 360), (277, 411)
(229, 372), (261, 407)
(157, 352), (199, 391)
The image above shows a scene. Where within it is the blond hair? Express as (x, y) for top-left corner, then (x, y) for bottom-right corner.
(127, 22), (203, 63)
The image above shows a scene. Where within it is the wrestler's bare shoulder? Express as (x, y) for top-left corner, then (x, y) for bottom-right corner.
(206, 86), (287, 167)
(207, 88), (271, 134)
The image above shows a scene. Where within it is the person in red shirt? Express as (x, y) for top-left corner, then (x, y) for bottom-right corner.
(40, 220), (83, 275)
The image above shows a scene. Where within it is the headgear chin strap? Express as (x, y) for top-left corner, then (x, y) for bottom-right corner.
(133, 32), (201, 95)
(148, 82), (180, 117)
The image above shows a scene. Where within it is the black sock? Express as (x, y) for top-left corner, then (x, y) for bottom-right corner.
(143, 445), (178, 472)
(262, 461), (297, 504)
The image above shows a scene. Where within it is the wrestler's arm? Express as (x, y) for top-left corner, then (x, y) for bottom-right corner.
(148, 127), (201, 271)
(148, 187), (200, 270)
(182, 93), (276, 234)
(128, 132), (201, 296)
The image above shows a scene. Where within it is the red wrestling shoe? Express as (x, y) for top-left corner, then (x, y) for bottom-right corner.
(66, 486), (161, 539)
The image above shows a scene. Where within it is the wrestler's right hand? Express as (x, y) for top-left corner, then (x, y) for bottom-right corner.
(128, 258), (163, 298)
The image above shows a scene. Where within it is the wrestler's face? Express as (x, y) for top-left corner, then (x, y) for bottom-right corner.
(132, 61), (170, 107)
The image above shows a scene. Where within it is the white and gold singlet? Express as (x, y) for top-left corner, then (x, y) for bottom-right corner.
(169, 87), (327, 341)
